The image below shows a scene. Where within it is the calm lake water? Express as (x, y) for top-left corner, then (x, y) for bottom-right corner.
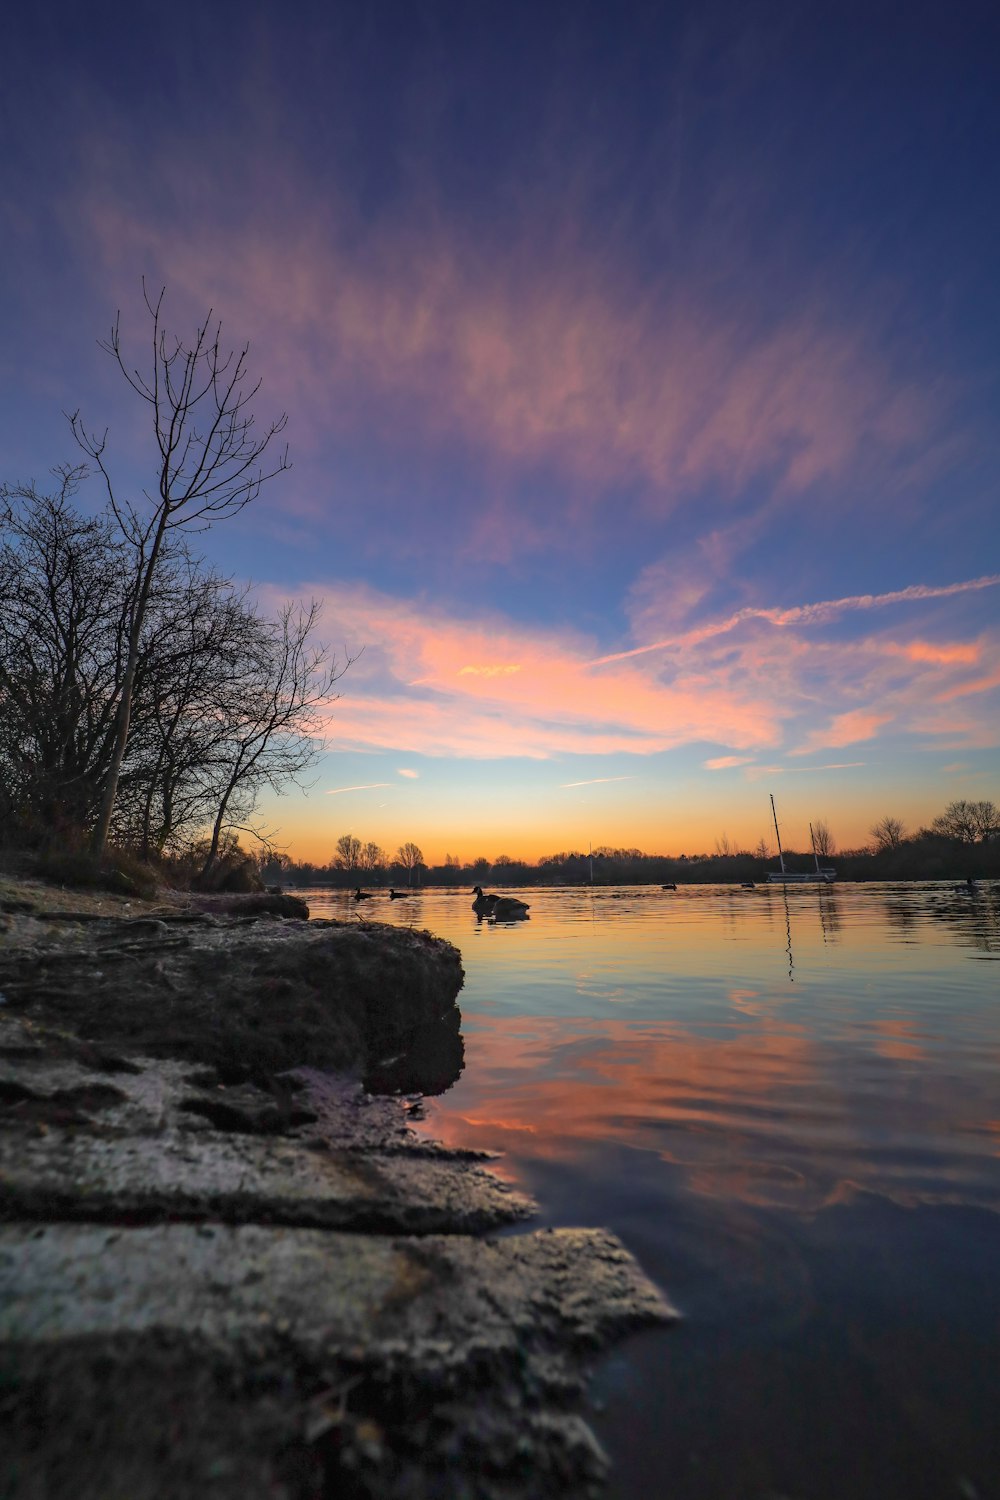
(306, 882), (1000, 1500)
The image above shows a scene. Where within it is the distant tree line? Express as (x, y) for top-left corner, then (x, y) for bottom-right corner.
(262, 808), (1000, 889)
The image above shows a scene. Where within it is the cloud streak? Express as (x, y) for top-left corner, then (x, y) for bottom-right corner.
(325, 783), (391, 795)
(560, 776), (636, 788)
(70, 134), (950, 567)
(589, 575), (1000, 666)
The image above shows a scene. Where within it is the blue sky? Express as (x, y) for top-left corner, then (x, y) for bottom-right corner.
(3, 0), (998, 860)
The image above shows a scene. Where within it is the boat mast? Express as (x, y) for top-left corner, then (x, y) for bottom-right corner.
(770, 794), (786, 874)
(809, 822), (821, 875)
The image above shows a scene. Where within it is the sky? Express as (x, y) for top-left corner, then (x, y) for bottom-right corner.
(2, 0), (998, 864)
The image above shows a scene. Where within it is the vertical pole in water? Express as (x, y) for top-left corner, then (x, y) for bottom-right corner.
(770, 794), (786, 875)
(589, 841), (593, 884)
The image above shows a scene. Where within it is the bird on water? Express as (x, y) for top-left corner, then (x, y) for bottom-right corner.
(472, 885), (530, 919)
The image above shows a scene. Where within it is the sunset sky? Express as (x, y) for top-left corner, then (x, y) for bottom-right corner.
(3, 1), (998, 863)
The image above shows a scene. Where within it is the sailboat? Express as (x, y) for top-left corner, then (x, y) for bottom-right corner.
(766, 795), (837, 884)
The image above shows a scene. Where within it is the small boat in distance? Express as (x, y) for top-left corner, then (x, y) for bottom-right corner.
(766, 795), (837, 884)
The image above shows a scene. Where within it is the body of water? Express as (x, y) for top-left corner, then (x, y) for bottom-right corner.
(304, 882), (1000, 1500)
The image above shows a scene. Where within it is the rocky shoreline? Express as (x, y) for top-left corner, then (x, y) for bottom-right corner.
(0, 878), (675, 1498)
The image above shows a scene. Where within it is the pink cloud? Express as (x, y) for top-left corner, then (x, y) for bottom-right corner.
(279, 582), (780, 760)
(795, 710), (892, 752)
(887, 640), (980, 665)
(250, 571), (1000, 764)
(934, 668), (1000, 703)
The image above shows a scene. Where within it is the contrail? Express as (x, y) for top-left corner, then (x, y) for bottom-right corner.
(587, 574), (1000, 667)
(325, 783), (391, 795)
(560, 775), (635, 788)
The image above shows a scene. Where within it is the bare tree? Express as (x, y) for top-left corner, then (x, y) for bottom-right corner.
(714, 833), (735, 858)
(931, 799), (998, 844)
(1, 469), (133, 841)
(754, 837), (771, 861)
(198, 602), (347, 877)
(396, 841), (424, 886)
(870, 815), (906, 853)
(335, 834), (363, 874)
(0, 475), (345, 865)
(812, 819), (836, 859)
(359, 841), (387, 878)
(70, 283), (290, 862)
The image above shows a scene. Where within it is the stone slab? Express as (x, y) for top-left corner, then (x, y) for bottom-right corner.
(0, 1125), (533, 1234)
(0, 1222), (676, 1499)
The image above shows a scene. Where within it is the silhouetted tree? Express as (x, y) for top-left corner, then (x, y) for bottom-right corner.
(396, 841), (424, 885)
(812, 819), (836, 858)
(360, 841), (387, 878)
(931, 799), (998, 844)
(197, 602), (346, 878)
(1, 472), (326, 859)
(0, 468), (129, 841)
(70, 282), (290, 862)
(335, 834), (363, 874)
(870, 815), (906, 852)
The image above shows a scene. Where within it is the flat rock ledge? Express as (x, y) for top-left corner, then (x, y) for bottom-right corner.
(0, 910), (467, 1084)
(0, 911), (675, 1499)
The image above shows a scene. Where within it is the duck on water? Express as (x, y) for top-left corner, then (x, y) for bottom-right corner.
(472, 886), (530, 919)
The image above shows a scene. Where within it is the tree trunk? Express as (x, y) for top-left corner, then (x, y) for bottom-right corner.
(89, 517), (168, 862)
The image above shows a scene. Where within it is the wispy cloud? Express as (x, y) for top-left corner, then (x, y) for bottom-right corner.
(325, 783), (391, 795)
(74, 145), (948, 565)
(704, 756), (755, 770)
(397, 768), (419, 779)
(560, 776), (636, 788)
(746, 759), (864, 781)
(589, 575), (1000, 666)
(790, 761), (866, 772)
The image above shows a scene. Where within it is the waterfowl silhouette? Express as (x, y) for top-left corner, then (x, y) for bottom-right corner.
(354, 888), (374, 901)
(472, 885), (530, 919)
(471, 885), (496, 914)
(490, 895), (530, 919)
(389, 889), (413, 899)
